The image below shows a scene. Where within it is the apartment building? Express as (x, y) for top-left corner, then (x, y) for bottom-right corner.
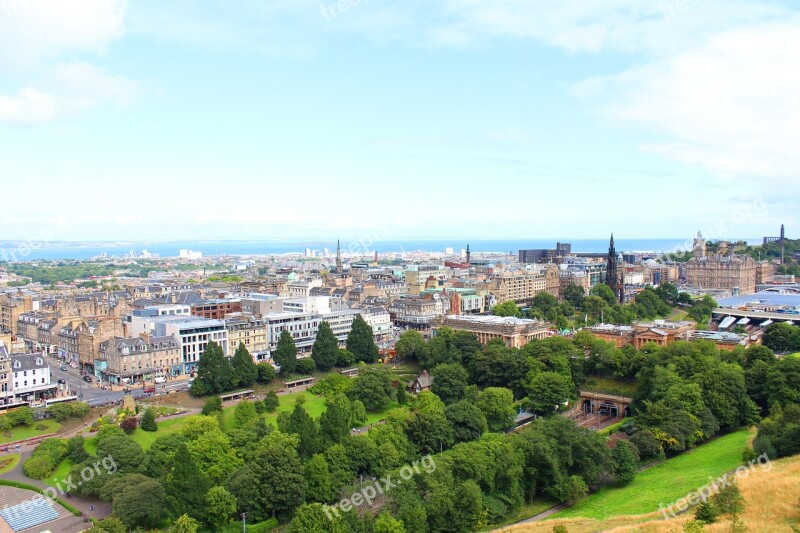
(225, 315), (268, 357)
(10, 353), (56, 403)
(151, 316), (229, 374)
(98, 334), (182, 384)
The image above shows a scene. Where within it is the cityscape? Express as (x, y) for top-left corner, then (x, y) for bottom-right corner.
(2, 1), (799, 532)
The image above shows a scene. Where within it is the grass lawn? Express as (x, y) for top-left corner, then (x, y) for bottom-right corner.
(0, 419), (61, 444)
(44, 458), (73, 488)
(221, 390), (327, 432)
(0, 454), (20, 474)
(84, 415), (189, 453)
(667, 307), (689, 321)
(552, 429), (752, 520)
(581, 377), (639, 398)
(790, 352), (800, 359)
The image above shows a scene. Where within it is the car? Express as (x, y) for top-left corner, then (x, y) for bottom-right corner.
(60, 365), (68, 371)
(82, 375), (93, 383)
(143, 386), (156, 394)
(57, 378), (66, 384)
(154, 376), (166, 384)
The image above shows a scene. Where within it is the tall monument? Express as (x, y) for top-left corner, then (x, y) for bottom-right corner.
(606, 234), (621, 303)
(335, 239), (343, 274)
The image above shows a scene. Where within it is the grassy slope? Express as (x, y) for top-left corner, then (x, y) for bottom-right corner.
(554, 429), (751, 520)
(507, 442), (800, 533)
(581, 377), (639, 397)
(0, 454), (20, 474)
(0, 419), (61, 444)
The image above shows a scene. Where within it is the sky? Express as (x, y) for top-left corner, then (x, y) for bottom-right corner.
(0, 0), (798, 243)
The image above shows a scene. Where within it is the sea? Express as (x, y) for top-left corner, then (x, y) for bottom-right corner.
(0, 238), (757, 262)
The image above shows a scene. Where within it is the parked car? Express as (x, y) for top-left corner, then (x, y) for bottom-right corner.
(82, 375), (93, 383)
(143, 386), (156, 394)
(154, 376), (167, 384)
(60, 365), (68, 371)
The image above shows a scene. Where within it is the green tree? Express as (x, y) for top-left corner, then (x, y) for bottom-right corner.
(431, 363), (468, 405)
(201, 396), (223, 416)
(143, 433), (185, 479)
(762, 322), (795, 353)
(231, 342), (258, 387)
(165, 442), (210, 520)
(527, 372), (573, 415)
(319, 394), (354, 445)
(336, 348), (356, 367)
(712, 479), (744, 516)
(492, 300), (521, 317)
(374, 512), (406, 533)
(562, 282), (586, 308)
(396, 382), (409, 406)
(193, 341), (235, 394)
(445, 400), (488, 443)
(347, 314), (379, 363)
(349, 366), (394, 411)
(250, 432), (306, 521)
(264, 390), (280, 412)
(205, 486), (237, 531)
(395, 330), (426, 362)
(96, 435), (145, 474)
(610, 440), (639, 485)
(312, 321), (340, 371)
(187, 428), (244, 486)
(590, 283), (617, 305)
(112, 478), (166, 529)
(695, 500), (719, 523)
(304, 453), (334, 503)
(257, 362), (276, 383)
(234, 400), (258, 428)
(280, 403), (323, 458)
(290, 503), (346, 533)
(170, 514), (200, 533)
(140, 408), (158, 432)
(295, 357), (317, 375)
(477, 387), (516, 432)
(274, 330), (298, 373)
(88, 517), (127, 533)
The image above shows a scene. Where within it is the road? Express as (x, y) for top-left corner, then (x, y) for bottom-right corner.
(48, 358), (190, 407)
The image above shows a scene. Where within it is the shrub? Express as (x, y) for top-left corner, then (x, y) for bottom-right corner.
(4, 406), (34, 427)
(34, 423), (48, 431)
(295, 358), (316, 375)
(263, 390), (279, 413)
(66, 436), (89, 464)
(202, 397), (223, 416)
(120, 417), (139, 434)
(23, 456), (55, 480)
(46, 402), (91, 422)
(140, 408), (158, 432)
(256, 363), (276, 384)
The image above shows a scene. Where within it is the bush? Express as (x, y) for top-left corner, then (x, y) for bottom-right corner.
(3, 406), (34, 427)
(120, 417), (138, 434)
(295, 358), (316, 375)
(34, 423), (48, 431)
(202, 397), (223, 416)
(66, 436), (89, 464)
(24, 438), (67, 479)
(256, 363), (275, 384)
(96, 425), (125, 443)
(263, 390), (279, 413)
(23, 456), (55, 480)
(140, 408), (158, 432)
(46, 402), (91, 422)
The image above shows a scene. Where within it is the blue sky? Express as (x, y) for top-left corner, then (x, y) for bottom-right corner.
(0, 0), (797, 242)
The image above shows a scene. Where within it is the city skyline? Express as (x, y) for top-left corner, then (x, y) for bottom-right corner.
(1, 0), (797, 241)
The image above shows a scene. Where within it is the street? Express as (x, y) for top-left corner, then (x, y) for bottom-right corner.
(48, 359), (190, 407)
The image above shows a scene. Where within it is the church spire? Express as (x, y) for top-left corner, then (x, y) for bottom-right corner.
(335, 239), (343, 274)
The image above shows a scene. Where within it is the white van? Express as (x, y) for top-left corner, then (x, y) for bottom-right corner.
(154, 376), (167, 384)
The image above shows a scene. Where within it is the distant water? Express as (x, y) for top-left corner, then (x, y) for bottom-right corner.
(0, 238), (726, 261)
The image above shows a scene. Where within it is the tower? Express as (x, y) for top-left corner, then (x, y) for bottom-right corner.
(692, 231), (706, 258)
(466, 244), (471, 264)
(335, 239), (343, 274)
(780, 224), (786, 264)
(606, 234), (620, 302)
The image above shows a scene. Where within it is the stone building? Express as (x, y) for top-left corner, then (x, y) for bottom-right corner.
(438, 314), (551, 349)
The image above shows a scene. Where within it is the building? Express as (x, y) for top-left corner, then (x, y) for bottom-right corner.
(389, 297), (448, 328)
(489, 265), (559, 304)
(438, 314), (551, 348)
(97, 335), (182, 384)
(10, 353), (56, 403)
(0, 342), (11, 404)
(191, 298), (242, 319)
(263, 309), (360, 356)
(358, 307), (392, 341)
(408, 370), (433, 394)
(224, 315), (268, 358)
(690, 330), (758, 351)
(0, 293), (33, 334)
(405, 266), (447, 295)
(76, 318), (124, 373)
(590, 320), (696, 349)
(151, 316), (229, 374)
(685, 254), (758, 295)
(519, 242), (571, 264)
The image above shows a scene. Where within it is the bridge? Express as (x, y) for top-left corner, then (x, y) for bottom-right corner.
(578, 390), (632, 419)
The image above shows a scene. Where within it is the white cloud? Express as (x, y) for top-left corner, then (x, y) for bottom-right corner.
(0, 0), (136, 124)
(581, 18), (800, 181)
(0, 89), (56, 124)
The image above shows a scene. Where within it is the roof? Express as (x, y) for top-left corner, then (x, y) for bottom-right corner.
(11, 353), (48, 371)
